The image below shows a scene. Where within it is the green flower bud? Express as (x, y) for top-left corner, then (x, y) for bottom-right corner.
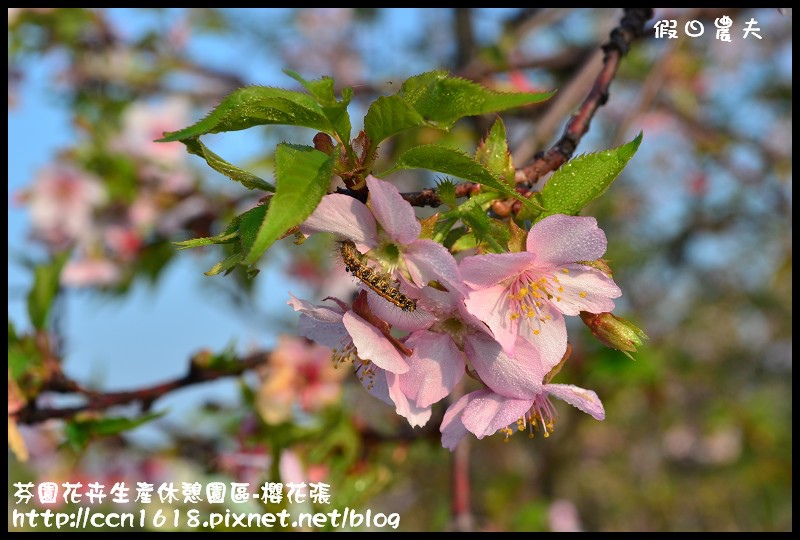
(580, 311), (648, 360)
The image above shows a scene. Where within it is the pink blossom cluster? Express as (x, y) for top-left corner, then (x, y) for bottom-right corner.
(17, 98), (209, 288)
(291, 176), (621, 450)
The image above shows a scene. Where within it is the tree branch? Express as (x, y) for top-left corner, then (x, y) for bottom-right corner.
(15, 351), (272, 425)
(399, 8), (653, 208)
(518, 7), (653, 185)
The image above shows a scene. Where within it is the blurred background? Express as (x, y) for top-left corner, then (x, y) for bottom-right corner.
(8, 8), (792, 531)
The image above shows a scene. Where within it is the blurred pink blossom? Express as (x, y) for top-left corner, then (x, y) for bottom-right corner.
(256, 335), (346, 424)
(21, 163), (107, 249)
(114, 97), (191, 168)
(60, 257), (122, 287)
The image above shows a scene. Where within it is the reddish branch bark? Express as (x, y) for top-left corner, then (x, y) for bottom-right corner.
(15, 351), (271, 425)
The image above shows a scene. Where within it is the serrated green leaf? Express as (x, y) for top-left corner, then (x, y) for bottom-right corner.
(435, 177), (458, 209)
(458, 200), (507, 254)
(27, 252), (69, 330)
(157, 86), (333, 142)
(183, 138), (274, 192)
(364, 95), (426, 146)
(237, 204), (269, 255)
(476, 118), (515, 185)
(284, 70), (353, 145)
(384, 144), (537, 211)
(242, 144), (333, 265)
(173, 231), (239, 250)
(538, 133), (643, 219)
(204, 252), (244, 277)
(399, 70), (555, 130)
(175, 205), (268, 275)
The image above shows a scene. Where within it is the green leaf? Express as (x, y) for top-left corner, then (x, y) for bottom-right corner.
(384, 144), (537, 211)
(457, 199), (509, 254)
(204, 251), (244, 277)
(183, 138), (274, 192)
(27, 252), (69, 330)
(459, 202), (503, 253)
(66, 412), (165, 452)
(398, 70), (555, 130)
(284, 70), (353, 145)
(242, 144), (334, 265)
(476, 118), (515, 185)
(364, 95), (426, 146)
(237, 203), (269, 256)
(435, 177), (458, 209)
(173, 231), (239, 250)
(450, 232), (479, 253)
(538, 133), (643, 219)
(157, 86), (333, 142)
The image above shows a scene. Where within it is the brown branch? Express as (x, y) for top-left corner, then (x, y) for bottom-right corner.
(517, 8), (653, 185)
(399, 8), (653, 208)
(15, 351), (272, 425)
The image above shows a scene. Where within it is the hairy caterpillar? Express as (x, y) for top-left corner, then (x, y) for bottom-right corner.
(339, 240), (417, 312)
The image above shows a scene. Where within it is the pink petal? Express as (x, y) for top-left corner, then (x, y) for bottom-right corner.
(465, 333), (546, 400)
(463, 285), (518, 354)
(288, 293), (344, 316)
(299, 193), (378, 250)
(365, 285), (437, 332)
(342, 311), (409, 374)
(461, 390), (533, 438)
(513, 305), (569, 370)
(526, 214), (607, 267)
(460, 252), (535, 288)
(400, 331), (465, 408)
(440, 394), (471, 451)
(357, 365), (394, 407)
(404, 239), (467, 294)
(387, 372), (432, 428)
(549, 264), (621, 316)
(366, 175), (420, 245)
(544, 383), (605, 421)
(288, 293), (348, 348)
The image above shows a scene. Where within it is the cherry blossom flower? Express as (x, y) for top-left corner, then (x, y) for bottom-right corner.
(21, 163), (107, 249)
(460, 214), (622, 362)
(288, 293), (411, 375)
(288, 291), (469, 428)
(114, 97), (191, 168)
(440, 333), (605, 451)
(300, 175), (468, 307)
(255, 335), (346, 424)
(60, 257), (121, 288)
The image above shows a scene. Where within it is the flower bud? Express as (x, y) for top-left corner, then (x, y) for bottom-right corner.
(580, 311), (648, 360)
(313, 132), (335, 155)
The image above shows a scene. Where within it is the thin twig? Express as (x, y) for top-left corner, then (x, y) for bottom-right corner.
(517, 8), (653, 186)
(399, 8), (653, 208)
